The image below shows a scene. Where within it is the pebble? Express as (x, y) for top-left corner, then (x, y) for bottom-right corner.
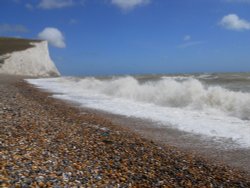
(0, 76), (250, 187)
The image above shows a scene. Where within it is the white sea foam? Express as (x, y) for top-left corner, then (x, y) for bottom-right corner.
(27, 76), (250, 148)
(196, 74), (214, 79)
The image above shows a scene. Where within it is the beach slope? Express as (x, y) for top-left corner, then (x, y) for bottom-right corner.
(0, 75), (249, 187)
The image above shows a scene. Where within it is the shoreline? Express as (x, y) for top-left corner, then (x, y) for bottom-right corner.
(1, 75), (250, 187)
(32, 76), (250, 174)
(44, 94), (250, 175)
(90, 109), (250, 174)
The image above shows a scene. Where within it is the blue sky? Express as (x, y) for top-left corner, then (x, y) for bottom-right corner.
(1, 0), (250, 76)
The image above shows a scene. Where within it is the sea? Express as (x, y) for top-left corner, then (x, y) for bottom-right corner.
(27, 72), (250, 149)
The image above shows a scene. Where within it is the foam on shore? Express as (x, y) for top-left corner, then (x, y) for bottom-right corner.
(27, 76), (250, 148)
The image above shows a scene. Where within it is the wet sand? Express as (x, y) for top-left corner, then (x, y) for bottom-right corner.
(1, 74), (250, 187)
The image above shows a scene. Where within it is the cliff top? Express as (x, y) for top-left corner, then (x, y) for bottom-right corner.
(0, 37), (42, 56)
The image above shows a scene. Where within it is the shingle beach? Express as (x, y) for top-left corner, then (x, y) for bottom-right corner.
(1, 75), (250, 187)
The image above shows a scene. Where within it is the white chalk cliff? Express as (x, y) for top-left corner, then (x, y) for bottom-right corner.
(0, 41), (60, 77)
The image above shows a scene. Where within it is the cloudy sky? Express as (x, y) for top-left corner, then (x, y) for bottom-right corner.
(1, 0), (250, 75)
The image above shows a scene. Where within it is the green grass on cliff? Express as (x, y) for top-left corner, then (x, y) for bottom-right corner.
(0, 37), (41, 56)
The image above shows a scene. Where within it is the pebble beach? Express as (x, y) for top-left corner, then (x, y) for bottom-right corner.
(1, 75), (250, 187)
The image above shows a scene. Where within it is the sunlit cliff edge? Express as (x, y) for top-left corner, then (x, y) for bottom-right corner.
(0, 38), (60, 77)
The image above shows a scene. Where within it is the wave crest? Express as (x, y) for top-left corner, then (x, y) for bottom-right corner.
(74, 76), (250, 120)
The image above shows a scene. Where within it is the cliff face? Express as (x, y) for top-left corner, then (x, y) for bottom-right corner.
(0, 39), (60, 77)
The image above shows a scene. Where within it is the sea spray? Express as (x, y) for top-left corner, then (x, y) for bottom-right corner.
(27, 74), (250, 148)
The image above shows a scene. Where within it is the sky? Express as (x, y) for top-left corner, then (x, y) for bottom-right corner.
(1, 0), (250, 76)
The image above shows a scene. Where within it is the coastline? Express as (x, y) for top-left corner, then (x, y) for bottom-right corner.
(91, 110), (250, 174)
(1, 75), (250, 187)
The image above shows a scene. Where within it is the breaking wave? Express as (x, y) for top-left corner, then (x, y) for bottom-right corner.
(54, 76), (250, 120)
(27, 75), (250, 148)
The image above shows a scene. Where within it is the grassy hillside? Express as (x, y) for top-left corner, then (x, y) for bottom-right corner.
(0, 37), (41, 56)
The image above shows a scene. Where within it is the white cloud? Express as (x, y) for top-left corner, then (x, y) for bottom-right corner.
(38, 27), (66, 48)
(184, 35), (191, 41)
(0, 24), (28, 34)
(178, 35), (203, 48)
(25, 0), (85, 10)
(219, 14), (250, 31)
(111, 0), (150, 11)
(38, 0), (75, 9)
